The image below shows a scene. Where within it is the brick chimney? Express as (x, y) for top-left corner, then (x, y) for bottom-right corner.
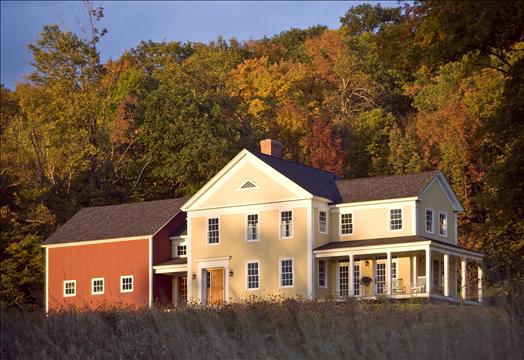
(260, 139), (282, 158)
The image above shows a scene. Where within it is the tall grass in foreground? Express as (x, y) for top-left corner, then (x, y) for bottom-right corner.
(1, 299), (523, 359)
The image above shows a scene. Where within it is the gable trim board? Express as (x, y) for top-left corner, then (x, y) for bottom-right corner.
(182, 150), (319, 212)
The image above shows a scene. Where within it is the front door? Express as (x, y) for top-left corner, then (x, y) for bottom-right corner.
(338, 260), (349, 296)
(206, 268), (224, 304)
(375, 261), (386, 295)
(177, 276), (187, 305)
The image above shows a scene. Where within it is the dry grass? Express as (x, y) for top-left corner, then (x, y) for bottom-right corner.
(1, 299), (522, 359)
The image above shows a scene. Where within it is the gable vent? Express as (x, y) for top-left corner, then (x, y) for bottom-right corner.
(239, 180), (258, 190)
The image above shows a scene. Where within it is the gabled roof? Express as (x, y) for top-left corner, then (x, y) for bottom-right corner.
(251, 151), (341, 201)
(334, 171), (440, 203)
(44, 198), (187, 245)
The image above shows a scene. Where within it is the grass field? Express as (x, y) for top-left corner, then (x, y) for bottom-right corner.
(1, 299), (522, 359)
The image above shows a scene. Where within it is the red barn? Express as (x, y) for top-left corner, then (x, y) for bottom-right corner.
(43, 198), (186, 312)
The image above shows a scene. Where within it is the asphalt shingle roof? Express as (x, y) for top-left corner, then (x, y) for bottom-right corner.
(44, 198), (186, 245)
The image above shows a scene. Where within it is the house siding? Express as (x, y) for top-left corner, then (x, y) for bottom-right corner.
(47, 239), (150, 310)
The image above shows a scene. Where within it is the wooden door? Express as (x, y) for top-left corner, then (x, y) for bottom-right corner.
(206, 268), (224, 304)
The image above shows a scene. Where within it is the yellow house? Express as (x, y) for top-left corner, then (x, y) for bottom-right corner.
(153, 139), (484, 305)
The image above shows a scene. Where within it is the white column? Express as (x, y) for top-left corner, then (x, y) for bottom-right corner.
(425, 247), (432, 294)
(461, 257), (467, 300)
(478, 265), (483, 302)
(387, 251), (392, 296)
(412, 255), (418, 292)
(443, 253), (450, 297)
(349, 254), (354, 297)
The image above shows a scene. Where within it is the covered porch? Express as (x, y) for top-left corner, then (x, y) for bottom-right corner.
(153, 258), (188, 306)
(314, 236), (484, 304)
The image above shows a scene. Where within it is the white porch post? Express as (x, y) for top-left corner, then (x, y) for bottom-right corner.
(387, 251), (392, 296)
(461, 257), (467, 300)
(412, 255), (418, 292)
(425, 247), (432, 294)
(443, 253), (450, 297)
(349, 254), (354, 297)
(478, 265), (483, 302)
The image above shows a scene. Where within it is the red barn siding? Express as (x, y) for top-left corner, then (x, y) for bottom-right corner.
(47, 239), (150, 310)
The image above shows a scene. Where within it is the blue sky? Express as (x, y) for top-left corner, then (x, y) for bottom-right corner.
(1, 1), (397, 89)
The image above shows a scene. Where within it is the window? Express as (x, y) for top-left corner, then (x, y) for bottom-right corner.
(353, 261), (360, 296)
(280, 259), (294, 287)
(246, 261), (260, 290)
(390, 209), (402, 230)
(247, 214), (259, 241)
(339, 261), (348, 296)
(121, 276), (133, 293)
(63, 280), (76, 297)
(318, 260), (327, 288)
(426, 209), (434, 234)
(280, 211), (293, 238)
(177, 244), (187, 257)
(340, 213), (353, 235)
(91, 278), (104, 295)
(319, 211), (327, 234)
(439, 212), (448, 237)
(208, 218), (219, 244)
(433, 260), (443, 289)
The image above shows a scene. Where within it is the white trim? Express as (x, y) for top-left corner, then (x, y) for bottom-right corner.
(154, 264), (188, 274)
(412, 202), (417, 235)
(279, 209), (294, 239)
(318, 210), (328, 235)
(194, 256), (232, 262)
(236, 179), (261, 191)
(332, 197), (419, 209)
(388, 208), (403, 232)
(206, 216), (220, 245)
(42, 235), (151, 248)
(454, 212), (458, 245)
(279, 257), (294, 288)
(318, 259), (328, 289)
(307, 204), (313, 298)
(63, 280), (76, 297)
(91, 277), (105, 295)
(425, 208), (435, 234)
(245, 260), (260, 291)
(187, 217), (192, 303)
(45, 247), (49, 312)
(186, 199), (312, 218)
(148, 236), (153, 307)
(438, 211), (448, 238)
(196, 258), (230, 303)
(120, 275), (134, 293)
(245, 212), (260, 242)
(339, 211), (354, 236)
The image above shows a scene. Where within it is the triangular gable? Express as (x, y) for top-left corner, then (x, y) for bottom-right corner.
(419, 172), (464, 212)
(181, 149), (313, 211)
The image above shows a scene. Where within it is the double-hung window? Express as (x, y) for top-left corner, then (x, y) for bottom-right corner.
(426, 209), (434, 233)
(390, 209), (402, 231)
(280, 259), (294, 287)
(280, 211), (293, 238)
(177, 244), (187, 257)
(246, 261), (260, 290)
(208, 218), (220, 244)
(247, 214), (259, 241)
(318, 260), (327, 288)
(92, 278), (104, 295)
(121, 275), (133, 293)
(319, 211), (327, 234)
(63, 280), (76, 297)
(439, 212), (448, 237)
(340, 213), (353, 235)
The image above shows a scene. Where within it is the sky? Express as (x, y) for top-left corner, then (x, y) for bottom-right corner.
(1, 1), (397, 89)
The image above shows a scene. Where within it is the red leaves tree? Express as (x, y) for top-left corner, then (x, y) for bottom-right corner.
(304, 117), (346, 176)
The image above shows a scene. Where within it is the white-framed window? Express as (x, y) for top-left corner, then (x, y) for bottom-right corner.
(246, 214), (259, 241)
(353, 260), (360, 296)
(208, 218), (220, 244)
(318, 260), (327, 288)
(91, 278), (104, 295)
(389, 209), (402, 231)
(439, 211), (448, 237)
(425, 209), (434, 234)
(177, 244), (187, 257)
(63, 280), (76, 297)
(246, 261), (260, 290)
(319, 210), (327, 234)
(121, 275), (133, 293)
(340, 213), (353, 235)
(280, 211), (293, 238)
(280, 258), (294, 288)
